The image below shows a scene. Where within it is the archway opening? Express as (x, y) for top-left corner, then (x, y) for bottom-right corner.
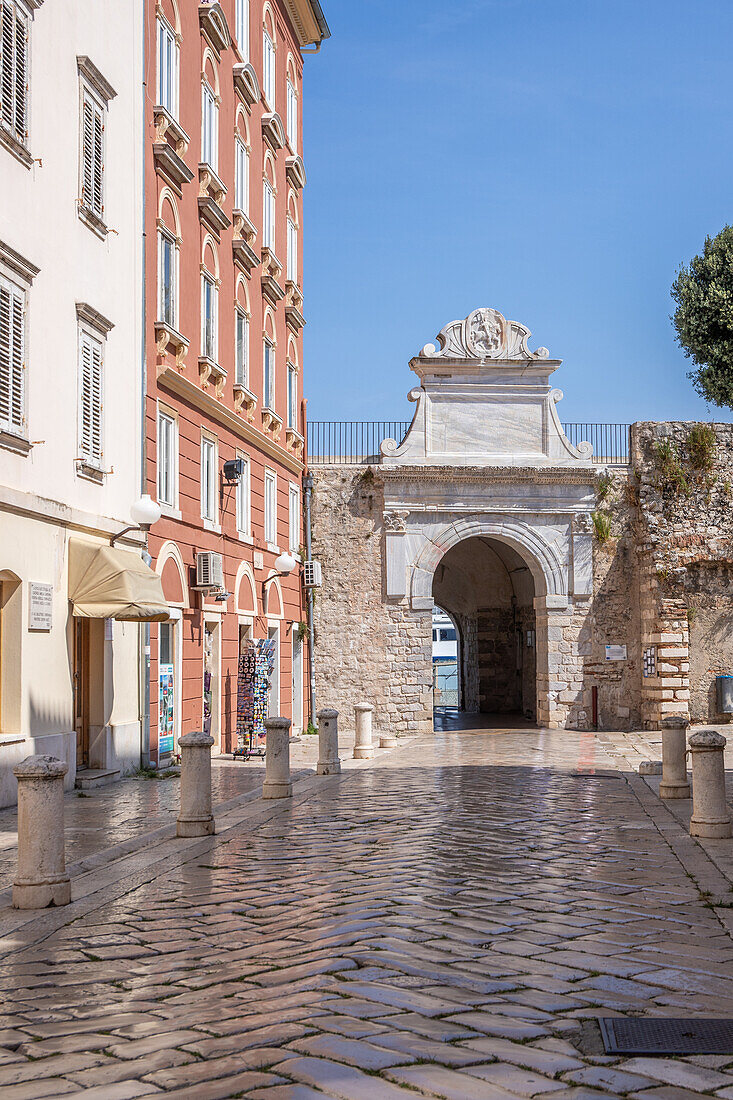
(432, 536), (537, 729)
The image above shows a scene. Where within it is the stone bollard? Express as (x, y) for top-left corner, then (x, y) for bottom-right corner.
(353, 703), (375, 760)
(13, 755), (71, 909)
(659, 716), (691, 799)
(380, 735), (400, 750)
(689, 729), (732, 839)
(177, 731), (215, 837)
(317, 708), (341, 775)
(263, 717), (292, 798)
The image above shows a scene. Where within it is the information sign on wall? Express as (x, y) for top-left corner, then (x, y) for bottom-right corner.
(159, 663), (175, 754)
(605, 644), (628, 662)
(28, 583), (53, 631)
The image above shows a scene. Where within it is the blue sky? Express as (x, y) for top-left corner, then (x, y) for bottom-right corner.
(301, 0), (733, 425)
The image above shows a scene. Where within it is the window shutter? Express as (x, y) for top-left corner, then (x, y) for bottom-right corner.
(1, 1), (27, 141)
(0, 276), (24, 433)
(79, 332), (103, 467)
(82, 93), (104, 218)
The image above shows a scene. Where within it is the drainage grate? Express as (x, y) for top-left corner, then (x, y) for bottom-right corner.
(599, 1018), (733, 1055)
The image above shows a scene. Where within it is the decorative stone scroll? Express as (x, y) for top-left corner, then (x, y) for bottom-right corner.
(420, 306), (549, 362)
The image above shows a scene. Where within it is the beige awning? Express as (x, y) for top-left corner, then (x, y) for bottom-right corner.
(69, 541), (169, 622)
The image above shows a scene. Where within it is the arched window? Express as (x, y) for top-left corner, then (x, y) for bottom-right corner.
(262, 8), (276, 108)
(157, 191), (180, 329)
(286, 191), (298, 284)
(234, 109), (250, 215)
(235, 276), (250, 387)
(156, 7), (180, 118)
(262, 154), (276, 251)
(201, 56), (219, 172)
(287, 339), (298, 430)
(263, 308), (276, 411)
(235, 0), (250, 61)
(286, 57), (298, 146)
(201, 239), (219, 363)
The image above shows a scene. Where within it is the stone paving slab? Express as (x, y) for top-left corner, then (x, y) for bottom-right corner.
(2, 729), (733, 1096)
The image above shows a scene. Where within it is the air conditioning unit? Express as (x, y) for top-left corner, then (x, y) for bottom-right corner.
(303, 560), (322, 588)
(195, 551), (224, 590)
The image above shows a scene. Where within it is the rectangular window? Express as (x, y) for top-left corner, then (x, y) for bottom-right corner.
(81, 88), (105, 220)
(158, 230), (177, 328)
(287, 216), (297, 283)
(156, 15), (178, 117)
(262, 29), (275, 107)
(264, 468), (276, 545)
(235, 136), (249, 214)
(262, 178), (275, 250)
(157, 409), (177, 507)
(289, 483), (300, 552)
(286, 78), (297, 145)
(201, 81), (217, 171)
(0, 271), (25, 435)
(263, 338), (274, 410)
(235, 307), (248, 387)
(287, 361), (297, 430)
(0, 0), (29, 147)
(201, 273), (218, 361)
(200, 436), (217, 522)
(235, 0), (249, 60)
(235, 453), (250, 536)
(78, 328), (103, 469)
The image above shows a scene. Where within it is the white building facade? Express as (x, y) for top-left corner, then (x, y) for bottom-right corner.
(0, 0), (162, 806)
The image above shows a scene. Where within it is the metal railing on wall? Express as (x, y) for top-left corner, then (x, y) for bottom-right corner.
(307, 421), (631, 466)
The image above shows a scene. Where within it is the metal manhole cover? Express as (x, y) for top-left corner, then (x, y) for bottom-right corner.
(600, 1018), (733, 1054)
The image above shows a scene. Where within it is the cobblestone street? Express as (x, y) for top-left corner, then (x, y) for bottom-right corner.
(3, 728), (733, 1099)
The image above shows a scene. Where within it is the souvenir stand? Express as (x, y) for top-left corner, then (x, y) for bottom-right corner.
(233, 638), (276, 759)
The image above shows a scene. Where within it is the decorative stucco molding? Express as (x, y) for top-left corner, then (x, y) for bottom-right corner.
(421, 306), (547, 362)
(77, 56), (117, 103)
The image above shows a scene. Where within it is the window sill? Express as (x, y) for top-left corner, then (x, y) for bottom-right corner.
(76, 462), (105, 484)
(237, 532), (254, 545)
(202, 518), (222, 534)
(0, 429), (31, 455)
(0, 733), (26, 747)
(266, 542), (280, 554)
(77, 203), (108, 240)
(0, 125), (33, 168)
(160, 504), (182, 521)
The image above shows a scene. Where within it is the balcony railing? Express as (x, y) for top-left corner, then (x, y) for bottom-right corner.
(307, 421), (631, 466)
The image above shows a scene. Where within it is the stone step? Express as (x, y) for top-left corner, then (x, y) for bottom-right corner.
(75, 768), (121, 790)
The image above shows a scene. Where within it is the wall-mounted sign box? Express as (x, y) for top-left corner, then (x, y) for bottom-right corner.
(28, 583), (53, 631)
(605, 644), (627, 662)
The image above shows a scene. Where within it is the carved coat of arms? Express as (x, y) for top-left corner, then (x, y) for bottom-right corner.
(465, 308), (505, 358)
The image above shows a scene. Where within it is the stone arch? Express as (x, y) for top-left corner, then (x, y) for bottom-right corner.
(158, 187), (181, 238)
(410, 517), (564, 610)
(234, 561), (258, 616)
(202, 234), (219, 280)
(202, 48), (220, 97)
(264, 573), (283, 618)
(155, 541), (189, 608)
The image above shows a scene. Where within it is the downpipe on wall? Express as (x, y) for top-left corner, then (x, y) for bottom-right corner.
(303, 472), (317, 726)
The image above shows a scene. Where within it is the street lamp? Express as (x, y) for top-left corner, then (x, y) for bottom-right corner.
(111, 495), (162, 546)
(262, 551), (298, 607)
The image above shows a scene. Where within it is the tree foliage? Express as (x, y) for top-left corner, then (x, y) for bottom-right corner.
(671, 225), (733, 409)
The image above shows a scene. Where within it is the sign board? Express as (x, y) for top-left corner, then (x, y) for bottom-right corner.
(28, 583), (53, 631)
(605, 644), (627, 662)
(253, 551), (264, 571)
(158, 663), (175, 754)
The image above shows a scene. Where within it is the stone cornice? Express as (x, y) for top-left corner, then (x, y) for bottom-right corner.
(375, 464), (597, 486)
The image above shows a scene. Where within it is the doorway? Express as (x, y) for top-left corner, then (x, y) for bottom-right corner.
(292, 630), (303, 734)
(432, 536), (537, 728)
(73, 618), (90, 768)
(203, 620), (221, 747)
(267, 624), (280, 716)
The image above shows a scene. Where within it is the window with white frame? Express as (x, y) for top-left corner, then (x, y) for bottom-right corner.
(287, 216), (297, 283)
(286, 76), (297, 146)
(287, 360), (297, 430)
(235, 452), (250, 536)
(263, 337), (274, 410)
(0, 0), (29, 150)
(158, 229), (177, 328)
(288, 483), (300, 552)
(235, 136), (249, 213)
(78, 328), (104, 470)
(235, 0), (249, 59)
(156, 14), (179, 117)
(157, 408), (177, 507)
(262, 177), (275, 250)
(262, 27), (275, 107)
(201, 81), (218, 171)
(201, 271), (218, 361)
(80, 86), (105, 221)
(235, 306), (249, 386)
(0, 270), (25, 436)
(264, 468), (276, 545)
(200, 435), (217, 522)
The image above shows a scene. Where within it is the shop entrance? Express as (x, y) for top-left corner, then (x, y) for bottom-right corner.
(73, 618), (91, 768)
(432, 536), (537, 728)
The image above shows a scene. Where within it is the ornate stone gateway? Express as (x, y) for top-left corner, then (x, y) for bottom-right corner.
(376, 308), (596, 729)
